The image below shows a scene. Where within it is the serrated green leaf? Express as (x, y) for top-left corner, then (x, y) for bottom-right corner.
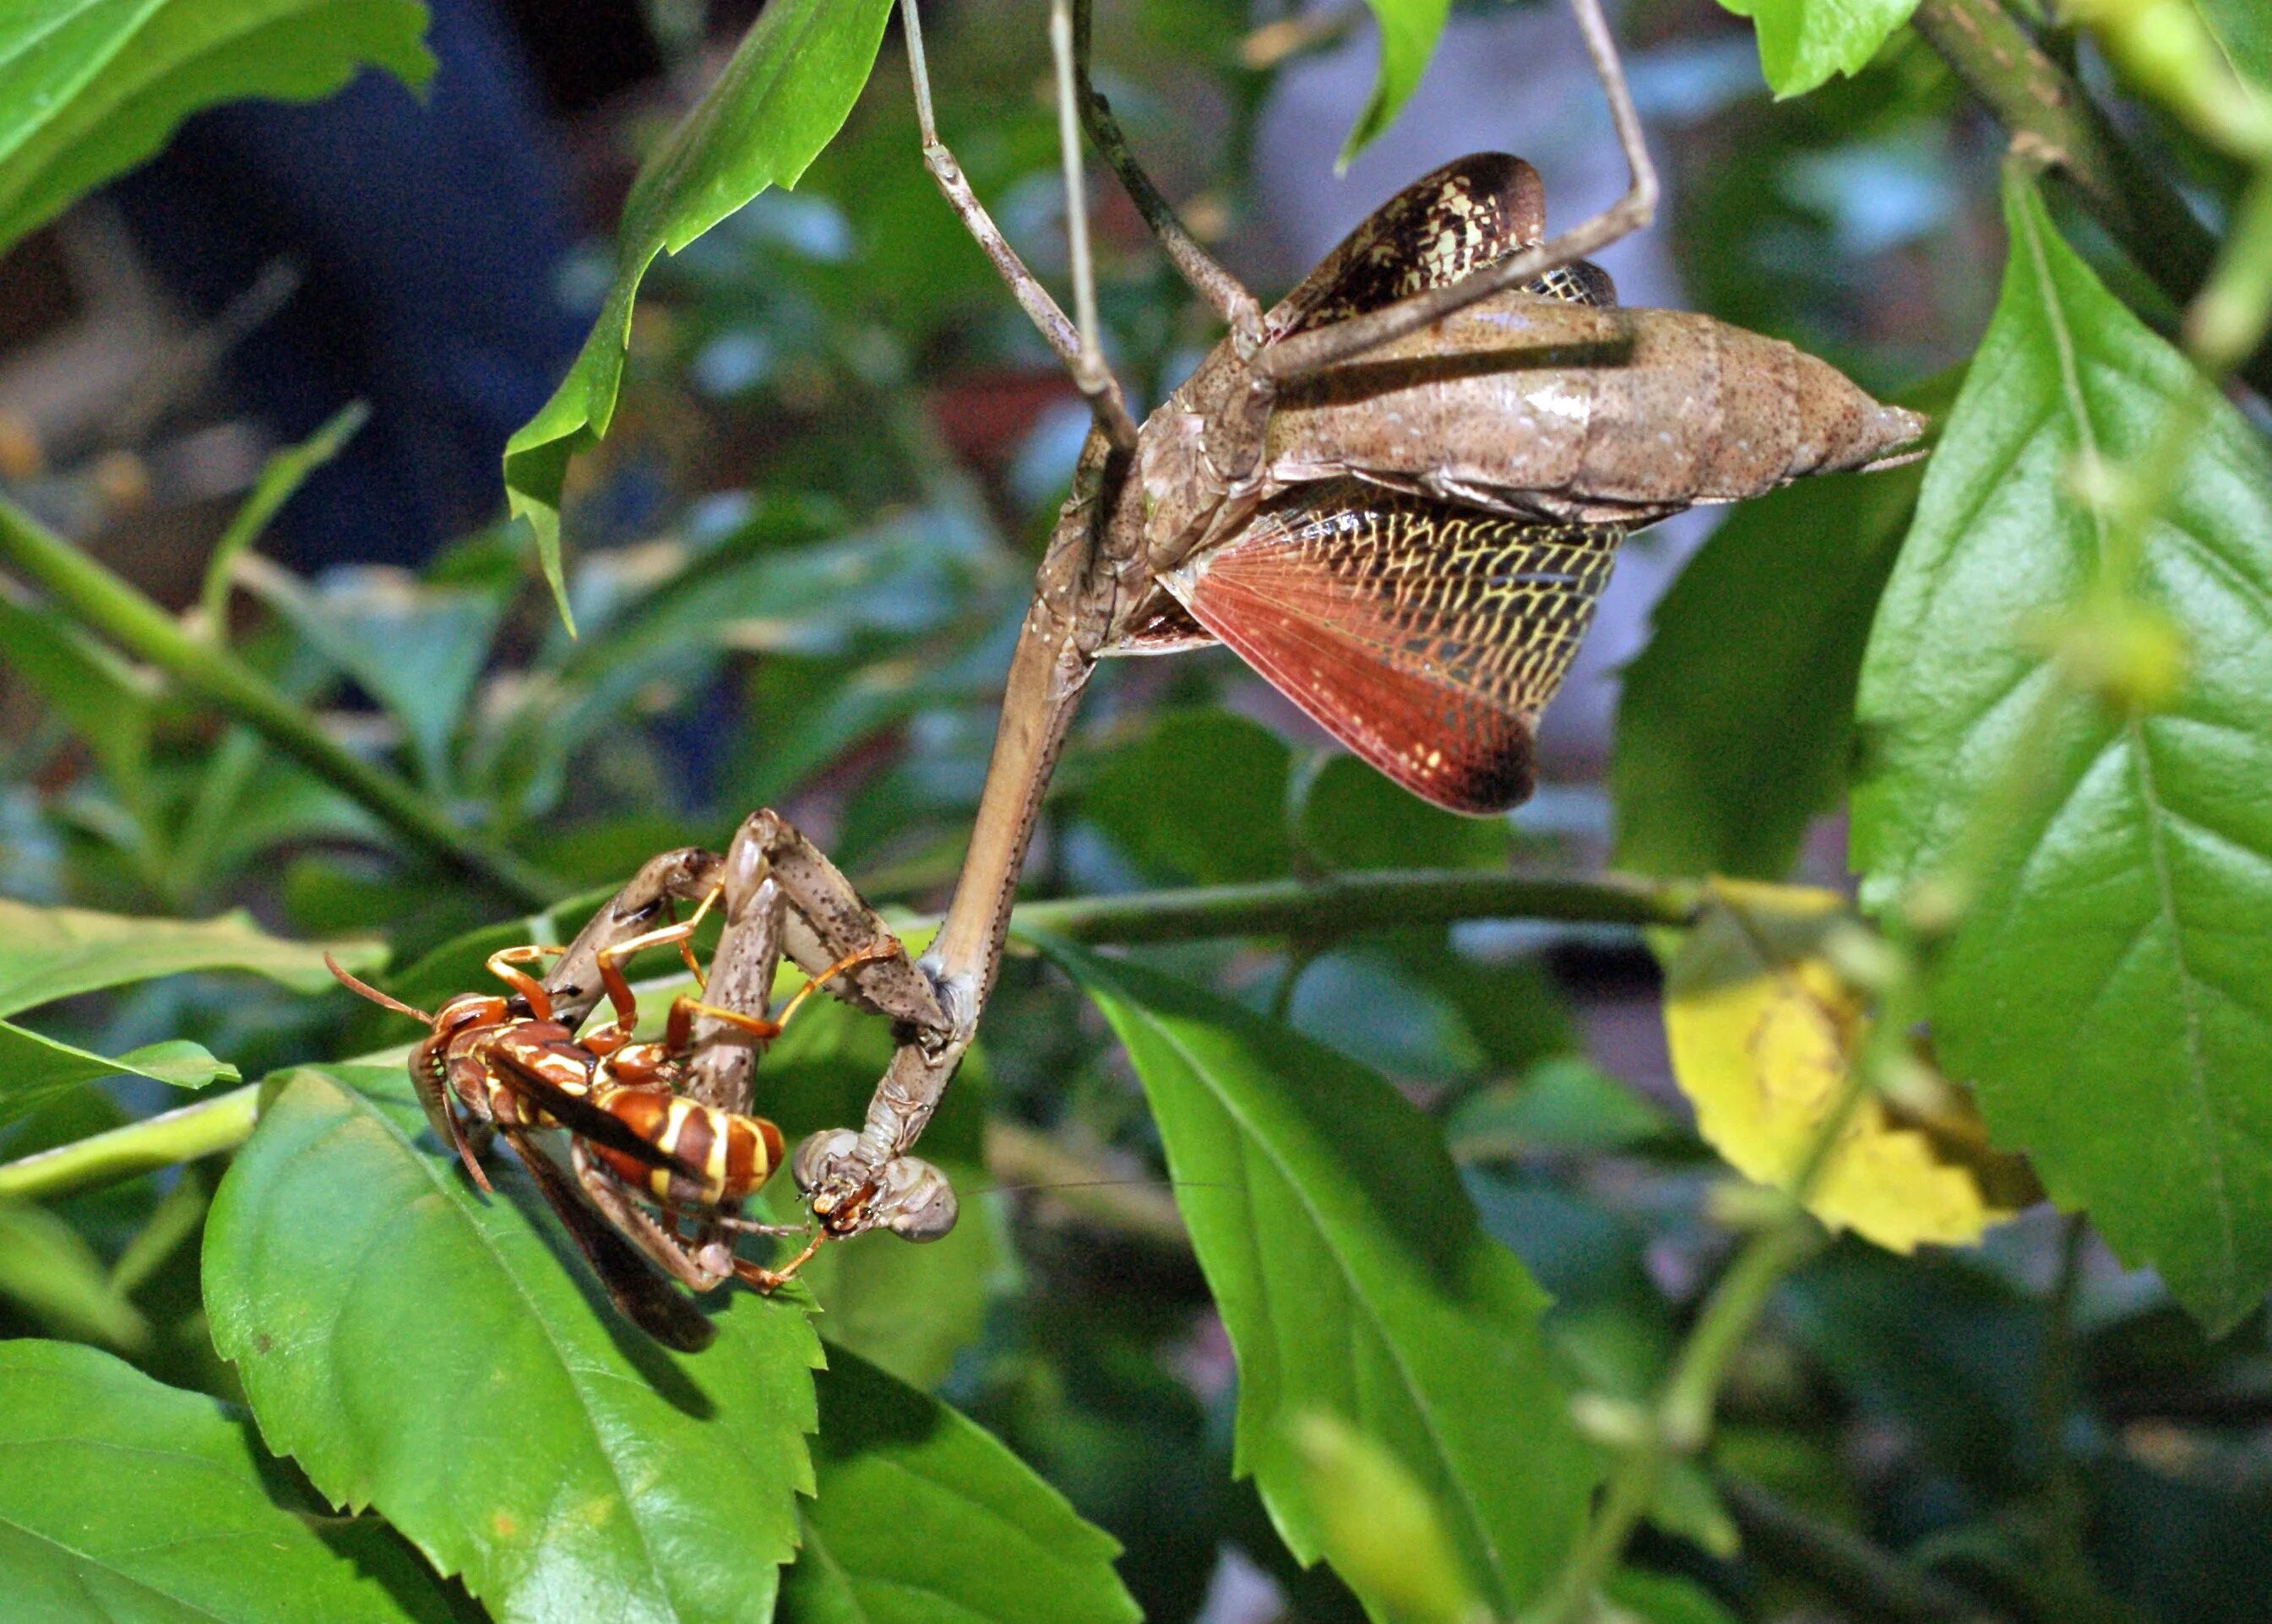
(0, 0), (435, 255)
(0, 1023), (236, 1129)
(1612, 437), (1926, 881)
(1714, 0), (1918, 98)
(0, 895), (381, 1018)
(0, 1339), (456, 1621)
(1852, 172), (2272, 1331)
(503, 0), (896, 627)
(203, 1065), (825, 1623)
(1341, 0), (1451, 165)
(1042, 939), (1594, 1616)
(781, 1344), (1141, 1624)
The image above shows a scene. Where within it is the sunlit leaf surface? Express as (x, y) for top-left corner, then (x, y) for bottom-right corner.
(0, 895), (379, 1018)
(780, 1346), (1140, 1624)
(0, 1024), (234, 1130)
(1714, 0), (1919, 97)
(0, 1339), (457, 1621)
(1664, 881), (2028, 1252)
(1853, 174), (2272, 1330)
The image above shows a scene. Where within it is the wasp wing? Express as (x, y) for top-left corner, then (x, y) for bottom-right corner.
(490, 1050), (707, 1181)
(503, 1125), (715, 1352)
(1164, 480), (1622, 813)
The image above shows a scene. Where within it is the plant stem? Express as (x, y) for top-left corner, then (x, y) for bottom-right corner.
(0, 497), (557, 908)
(1528, 1026), (1882, 1621)
(1911, 0), (2272, 398)
(1525, 1198), (1833, 1623)
(0, 1084), (262, 1202)
(1016, 867), (1700, 942)
(1720, 1476), (2007, 1622)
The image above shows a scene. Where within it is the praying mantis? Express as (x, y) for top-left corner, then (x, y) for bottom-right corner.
(514, 0), (1926, 1287)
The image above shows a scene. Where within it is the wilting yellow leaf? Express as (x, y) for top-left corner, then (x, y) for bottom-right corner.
(1663, 880), (2030, 1252)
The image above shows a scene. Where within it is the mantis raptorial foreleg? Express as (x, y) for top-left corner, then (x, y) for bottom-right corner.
(541, 846), (725, 1029)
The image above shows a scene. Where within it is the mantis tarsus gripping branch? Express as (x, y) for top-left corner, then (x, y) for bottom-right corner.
(748, 0), (1925, 1263)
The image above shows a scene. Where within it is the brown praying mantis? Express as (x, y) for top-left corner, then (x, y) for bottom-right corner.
(496, 0), (1925, 1295)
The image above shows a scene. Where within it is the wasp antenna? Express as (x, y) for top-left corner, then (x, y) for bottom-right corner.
(324, 953), (433, 1025)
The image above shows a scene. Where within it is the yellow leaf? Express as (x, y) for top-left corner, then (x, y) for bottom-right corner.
(1663, 880), (2030, 1252)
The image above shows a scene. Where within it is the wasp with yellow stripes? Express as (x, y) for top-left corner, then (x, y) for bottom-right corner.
(328, 871), (884, 1350)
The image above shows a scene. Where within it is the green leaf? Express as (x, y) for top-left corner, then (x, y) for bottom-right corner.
(781, 1345), (1141, 1624)
(1714, 0), (1919, 98)
(0, 1339), (457, 1621)
(1287, 1411), (1486, 1624)
(1297, 754), (1511, 873)
(1342, 0), (1451, 166)
(0, 894), (381, 1018)
(2196, 0), (2272, 90)
(204, 1066), (824, 1623)
(241, 562), (507, 788)
(0, 0), (435, 256)
(200, 399), (370, 633)
(0, 1024), (236, 1130)
(1081, 709), (1293, 885)
(1852, 173), (2272, 1330)
(1042, 940), (1594, 1616)
(1607, 1568), (1744, 1624)
(503, 0), (897, 627)
(1612, 440), (1926, 881)
(0, 1201), (148, 1348)
(1446, 1055), (1677, 1160)
(0, 590), (154, 796)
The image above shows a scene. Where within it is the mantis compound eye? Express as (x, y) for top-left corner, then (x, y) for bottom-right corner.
(791, 1128), (863, 1197)
(871, 1155), (957, 1242)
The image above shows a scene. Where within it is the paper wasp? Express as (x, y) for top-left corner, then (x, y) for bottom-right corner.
(329, 855), (898, 1350)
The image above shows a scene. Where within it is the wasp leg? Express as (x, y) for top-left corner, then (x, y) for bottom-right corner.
(484, 944), (563, 1018)
(584, 883), (726, 1055)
